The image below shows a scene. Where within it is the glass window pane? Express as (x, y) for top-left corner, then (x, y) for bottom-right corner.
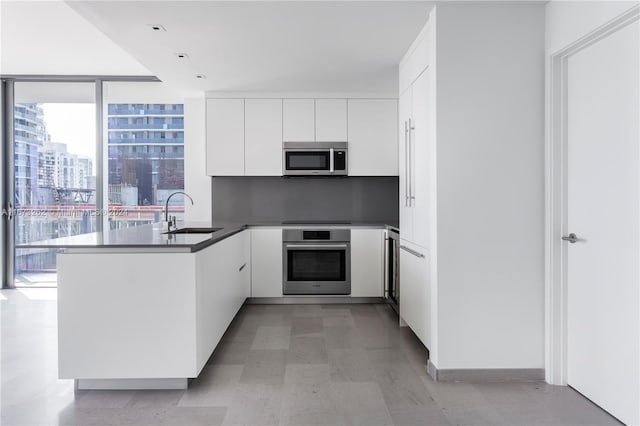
(13, 82), (97, 287)
(106, 96), (185, 230)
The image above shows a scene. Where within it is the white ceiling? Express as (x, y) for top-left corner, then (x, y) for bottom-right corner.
(1, 1), (433, 95)
(0, 0), (152, 77)
(66, 1), (434, 95)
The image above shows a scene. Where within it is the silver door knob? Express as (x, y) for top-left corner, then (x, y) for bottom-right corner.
(562, 233), (579, 243)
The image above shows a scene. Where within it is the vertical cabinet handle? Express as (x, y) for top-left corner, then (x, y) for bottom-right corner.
(408, 118), (414, 207)
(404, 121), (409, 207)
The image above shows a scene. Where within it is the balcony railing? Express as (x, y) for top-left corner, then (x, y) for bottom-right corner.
(108, 106), (184, 116)
(108, 123), (184, 130)
(108, 138), (185, 144)
(14, 110), (45, 125)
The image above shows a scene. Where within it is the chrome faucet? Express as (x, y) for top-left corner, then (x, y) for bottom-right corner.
(165, 191), (194, 231)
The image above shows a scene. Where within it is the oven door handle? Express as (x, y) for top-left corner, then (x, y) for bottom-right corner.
(285, 244), (348, 249)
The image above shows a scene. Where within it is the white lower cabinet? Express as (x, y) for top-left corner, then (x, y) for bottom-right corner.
(196, 230), (250, 367)
(57, 230), (251, 382)
(251, 228), (283, 297)
(350, 229), (384, 297)
(399, 239), (430, 349)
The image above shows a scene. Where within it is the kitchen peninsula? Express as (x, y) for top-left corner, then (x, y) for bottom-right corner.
(24, 222), (250, 390)
(25, 221), (391, 390)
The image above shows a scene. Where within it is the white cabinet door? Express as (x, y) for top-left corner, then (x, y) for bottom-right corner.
(315, 99), (347, 141)
(251, 229), (283, 297)
(348, 99), (398, 176)
(410, 68), (431, 250)
(245, 99), (283, 176)
(399, 88), (413, 242)
(196, 230), (252, 370)
(283, 99), (315, 142)
(238, 230), (251, 299)
(350, 229), (384, 297)
(206, 99), (244, 175)
(399, 239), (430, 349)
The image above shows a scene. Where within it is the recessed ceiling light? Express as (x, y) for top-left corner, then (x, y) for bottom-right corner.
(148, 24), (166, 31)
(174, 53), (189, 59)
(196, 75), (207, 79)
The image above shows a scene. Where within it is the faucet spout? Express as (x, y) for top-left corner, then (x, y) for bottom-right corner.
(165, 191), (194, 223)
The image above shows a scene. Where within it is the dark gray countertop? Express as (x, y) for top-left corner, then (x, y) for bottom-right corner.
(18, 221), (398, 253)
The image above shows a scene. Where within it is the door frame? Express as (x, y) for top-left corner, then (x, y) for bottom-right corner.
(545, 4), (640, 385)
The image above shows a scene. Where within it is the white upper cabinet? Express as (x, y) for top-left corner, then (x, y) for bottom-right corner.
(399, 20), (432, 95)
(245, 99), (283, 176)
(315, 99), (347, 141)
(207, 96), (398, 176)
(348, 99), (398, 176)
(206, 98), (245, 176)
(283, 99), (315, 142)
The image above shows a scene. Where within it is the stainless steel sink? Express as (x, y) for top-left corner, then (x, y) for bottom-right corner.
(163, 227), (223, 235)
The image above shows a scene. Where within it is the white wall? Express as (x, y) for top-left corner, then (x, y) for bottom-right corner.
(184, 97), (212, 224)
(546, 0), (638, 54)
(433, 3), (546, 369)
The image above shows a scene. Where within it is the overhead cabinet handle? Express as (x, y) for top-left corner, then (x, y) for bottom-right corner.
(400, 245), (425, 258)
(239, 263), (247, 272)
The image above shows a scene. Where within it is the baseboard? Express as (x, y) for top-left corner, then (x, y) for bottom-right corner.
(246, 297), (385, 304)
(75, 378), (189, 390)
(427, 361), (544, 382)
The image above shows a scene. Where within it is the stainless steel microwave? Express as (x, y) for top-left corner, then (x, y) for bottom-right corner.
(283, 142), (348, 176)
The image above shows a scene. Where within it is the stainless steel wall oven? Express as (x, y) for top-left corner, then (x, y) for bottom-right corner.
(283, 229), (351, 295)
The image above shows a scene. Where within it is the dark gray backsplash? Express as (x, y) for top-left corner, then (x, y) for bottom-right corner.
(212, 176), (398, 224)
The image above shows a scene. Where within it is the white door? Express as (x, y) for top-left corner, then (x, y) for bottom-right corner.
(566, 19), (639, 426)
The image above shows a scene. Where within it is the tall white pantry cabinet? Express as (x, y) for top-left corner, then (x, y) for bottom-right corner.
(398, 14), (434, 354)
(398, 3), (546, 379)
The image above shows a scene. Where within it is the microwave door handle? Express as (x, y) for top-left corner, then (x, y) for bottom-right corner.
(329, 148), (334, 173)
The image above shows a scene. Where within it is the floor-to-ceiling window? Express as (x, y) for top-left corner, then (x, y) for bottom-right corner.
(13, 82), (96, 287)
(103, 82), (185, 230)
(1, 78), (183, 289)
